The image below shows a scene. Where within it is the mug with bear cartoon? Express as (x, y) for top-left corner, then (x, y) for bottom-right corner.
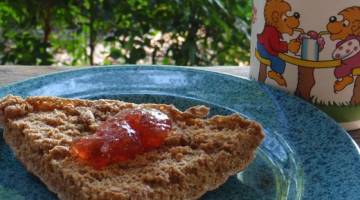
(250, 0), (360, 130)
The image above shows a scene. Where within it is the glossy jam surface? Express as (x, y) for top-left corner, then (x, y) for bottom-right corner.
(71, 108), (172, 169)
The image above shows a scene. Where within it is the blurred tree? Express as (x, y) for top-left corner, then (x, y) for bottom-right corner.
(0, 0), (252, 66)
(149, 0), (252, 65)
(105, 0), (150, 64)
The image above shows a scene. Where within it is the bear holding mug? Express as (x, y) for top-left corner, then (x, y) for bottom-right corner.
(250, 0), (360, 130)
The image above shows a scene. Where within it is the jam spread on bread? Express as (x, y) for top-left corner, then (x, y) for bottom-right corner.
(71, 108), (172, 169)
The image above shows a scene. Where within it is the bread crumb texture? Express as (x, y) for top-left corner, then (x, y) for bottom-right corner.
(0, 95), (264, 200)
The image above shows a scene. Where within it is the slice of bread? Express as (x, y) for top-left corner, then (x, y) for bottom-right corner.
(0, 95), (264, 200)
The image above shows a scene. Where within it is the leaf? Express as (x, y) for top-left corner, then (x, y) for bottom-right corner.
(109, 48), (122, 59)
(210, 0), (228, 14)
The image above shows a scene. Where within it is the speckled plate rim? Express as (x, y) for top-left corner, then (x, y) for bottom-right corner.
(0, 64), (353, 134)
(0, 65), (360, 199)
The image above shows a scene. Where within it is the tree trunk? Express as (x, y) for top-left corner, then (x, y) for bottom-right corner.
(184, 6), (199, 66)
(295, 66), (315, 101)
(258, 63), (267, 83)
(43, 13), (51, 44)
(151, 48), (158, 64)
(89, 38), (95, 65)
(351, 76), (360, 105)
(89, 1), (96, 65)
(42, 1), (52, 45)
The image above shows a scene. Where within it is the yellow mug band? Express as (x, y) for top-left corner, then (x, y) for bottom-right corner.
(255, 50), (341, 69)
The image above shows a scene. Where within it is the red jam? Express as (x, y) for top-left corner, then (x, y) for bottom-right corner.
(70, 108), (172, 169)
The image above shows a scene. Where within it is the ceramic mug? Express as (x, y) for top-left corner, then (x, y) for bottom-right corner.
(250, 0), (360, 130)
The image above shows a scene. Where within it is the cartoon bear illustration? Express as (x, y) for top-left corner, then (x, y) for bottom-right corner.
(327, 6), (360, 92)
(257, 0), (301, 87)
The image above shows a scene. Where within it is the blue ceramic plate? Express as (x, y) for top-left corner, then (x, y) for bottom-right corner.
(0, 66), (360, 200)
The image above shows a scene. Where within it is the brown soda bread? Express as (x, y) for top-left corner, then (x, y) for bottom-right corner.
(0, 95), (264, 200)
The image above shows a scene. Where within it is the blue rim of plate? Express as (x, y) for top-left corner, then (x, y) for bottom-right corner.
(0, 65), (359, 200)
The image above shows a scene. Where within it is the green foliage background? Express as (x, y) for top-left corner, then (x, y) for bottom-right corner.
(0, 0), (252, 66)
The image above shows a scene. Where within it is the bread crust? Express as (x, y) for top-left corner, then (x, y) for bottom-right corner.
(0, 95), (264, 200)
